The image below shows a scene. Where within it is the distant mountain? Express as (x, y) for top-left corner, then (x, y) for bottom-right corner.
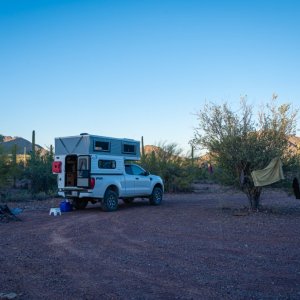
(288, 135), (300, 154)
(3, 136), (15, 142)
(0, 136), (45, 155)
(143, 145), (161, 154)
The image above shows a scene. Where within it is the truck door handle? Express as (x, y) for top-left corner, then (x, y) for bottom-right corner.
(136, 178), (139, 180)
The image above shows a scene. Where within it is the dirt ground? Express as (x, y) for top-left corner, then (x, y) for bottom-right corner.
(1, 184), (300, 300)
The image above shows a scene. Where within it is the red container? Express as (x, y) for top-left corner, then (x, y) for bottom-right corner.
(52, 161), (62, 173)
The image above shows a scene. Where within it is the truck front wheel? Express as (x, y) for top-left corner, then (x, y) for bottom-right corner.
(102, 190), (118, 212)
(149, 187), (163, 206)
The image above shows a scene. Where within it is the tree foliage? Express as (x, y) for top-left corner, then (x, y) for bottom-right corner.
(193, 98), (298, 209)
(140, 142), (197, 192)
(0, 146), (11, 189)
(26, 146), (56, 194)
(0, 143), (56, 198)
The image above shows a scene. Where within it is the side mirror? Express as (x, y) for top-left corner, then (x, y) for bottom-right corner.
(144, 171), (150, 176)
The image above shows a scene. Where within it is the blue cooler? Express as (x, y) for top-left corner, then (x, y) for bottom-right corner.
(60, 200), (72, 212)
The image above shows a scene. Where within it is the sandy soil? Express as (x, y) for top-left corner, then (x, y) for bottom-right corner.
(1, 185), (300, 299)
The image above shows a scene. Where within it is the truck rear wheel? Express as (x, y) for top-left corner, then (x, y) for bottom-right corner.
(149, 187), (163, 206)
(72, 198), (88, 210)
(102, 190), (118, 212)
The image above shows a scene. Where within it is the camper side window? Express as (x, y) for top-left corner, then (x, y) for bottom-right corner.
(98, 160), (116, 169)
(123, 143), (136, 154)
(94, 141), (110, 152)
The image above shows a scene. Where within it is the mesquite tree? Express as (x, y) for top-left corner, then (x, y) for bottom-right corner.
(193, 98), (298, 210)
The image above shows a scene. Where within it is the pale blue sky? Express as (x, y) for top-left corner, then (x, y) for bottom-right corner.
(1, 0), (299, 153)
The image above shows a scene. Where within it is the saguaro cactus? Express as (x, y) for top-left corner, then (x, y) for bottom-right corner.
(141, 136), (145, 157)
(191, 145), (194, 166)
(31, 130), (36, 161)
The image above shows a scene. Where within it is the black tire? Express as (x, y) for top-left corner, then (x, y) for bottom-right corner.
(102, 190), (118, 212)
(72, 198), (88, 210)
(122, 198), (134, 204)
(149, 187), (163, 206)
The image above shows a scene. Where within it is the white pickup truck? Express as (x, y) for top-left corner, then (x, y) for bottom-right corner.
(52, 134), (164, 212)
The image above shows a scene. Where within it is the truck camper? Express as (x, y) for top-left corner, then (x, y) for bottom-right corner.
(52, 133), (164, 212)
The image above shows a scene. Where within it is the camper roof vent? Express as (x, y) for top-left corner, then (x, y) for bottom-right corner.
(80, 133), (89, 135)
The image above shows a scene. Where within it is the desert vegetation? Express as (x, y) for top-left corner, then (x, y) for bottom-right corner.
(0, 131), (56, 202)
(192, 98), (299, 209)
(0, 99), (300, 209)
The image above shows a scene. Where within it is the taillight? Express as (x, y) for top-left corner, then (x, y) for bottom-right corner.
(89, 177), (95, 189)
(52, 161), (62, 173)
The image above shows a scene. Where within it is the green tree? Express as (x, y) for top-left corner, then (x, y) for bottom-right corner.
(26, 146), (56, 195)
(26, 130), (56, 195)
(10, 144), (23, 188)
(141, 142), (196, 192)
(0, 146), (10, 189)
(193, 97), (298, 210)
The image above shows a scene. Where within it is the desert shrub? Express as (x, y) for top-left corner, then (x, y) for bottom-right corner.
(140, 142), (202, 192)
(25, 148), (57, 195)
(0, 148), (11, 189)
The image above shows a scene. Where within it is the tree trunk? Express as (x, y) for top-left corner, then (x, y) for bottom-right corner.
(239, 167), (262, 211)
(245, 186), (262, 210)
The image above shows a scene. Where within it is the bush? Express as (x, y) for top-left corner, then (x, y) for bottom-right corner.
(140, 142), (206, 193)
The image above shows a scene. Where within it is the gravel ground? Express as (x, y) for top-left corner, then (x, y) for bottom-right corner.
(1, 185), (300, 300)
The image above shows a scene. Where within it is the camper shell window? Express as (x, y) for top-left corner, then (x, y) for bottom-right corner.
(123, 143), (136, 154)
(98, 160), (116, 169)
(94, 140), (110, 152)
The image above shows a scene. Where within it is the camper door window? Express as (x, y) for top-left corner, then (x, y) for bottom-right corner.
(78, 157), (89, 177)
